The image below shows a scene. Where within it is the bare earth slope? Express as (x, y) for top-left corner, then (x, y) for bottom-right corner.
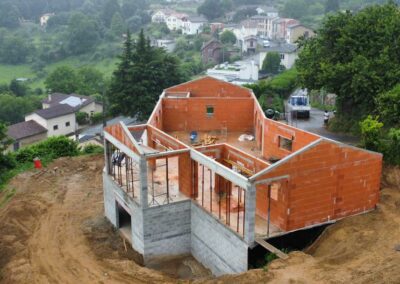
(0, 156), (399, 283)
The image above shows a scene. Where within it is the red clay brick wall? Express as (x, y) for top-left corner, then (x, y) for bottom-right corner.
(148, 100), (163, 130)
(256, 181), (289, 230)
(255, 140), (382, 231)
(262, 119), (319, 160)
(104, 123), (141, 155)
(146, 126), (187, 150)
(162, 98), (255, 132)
(253, 101), (265, 149)
(165, 76), (252, 98)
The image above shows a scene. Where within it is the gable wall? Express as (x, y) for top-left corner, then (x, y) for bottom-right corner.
(255, 140), (382, 231)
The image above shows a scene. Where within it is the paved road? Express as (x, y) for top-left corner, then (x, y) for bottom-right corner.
(286, 108), (359, 145)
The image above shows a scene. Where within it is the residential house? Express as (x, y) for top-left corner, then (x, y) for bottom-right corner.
(154, 39), (176, 53)
(6, 120), (47, 151)
(286, 24), (315, 44)
(40, 13), (55, 27)
(25, 105), (76, 137)
(182, 15), (207, 35)
(151, 9), (174, 23)
(42, 93), (103, 117)
(206, 60), (259, 85)
(210, 22), (224, 34)
(201, 39), (222, 65)
(259, 43), (298, 69)
(243, 35), (257, 53)
(165, 12), (188, 31)
(102, 76), (382, 276)
(272, 18), (299, 40)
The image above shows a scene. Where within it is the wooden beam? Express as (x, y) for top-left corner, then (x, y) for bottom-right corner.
(255, 238), (289, 260)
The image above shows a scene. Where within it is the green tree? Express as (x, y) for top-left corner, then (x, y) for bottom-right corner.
(0, 1), (20, 28)
(67, 12), (99, 55)
(220, 30), (236, 45)
(76, 67), (104, 96)
(282, 0), (309, 20)
(0, 122), (15, 174)
(102, 0), (121, 28)
(110, 12), (126, 36)
(0, 94), (40, 124)
(376, 84), (400, 127)
(0, 34), (34, 64)
(9, 80), (28, 97)
(108, 29), (187, 120)
(325, 0), (340, 13)
(262, 52), (282, 74)
(198, 0), (226, 20)
(45, 66), (80, 93)
(297, 3), (400, 124)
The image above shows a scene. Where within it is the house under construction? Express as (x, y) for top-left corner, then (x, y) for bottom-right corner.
(102, 77), (382, 275)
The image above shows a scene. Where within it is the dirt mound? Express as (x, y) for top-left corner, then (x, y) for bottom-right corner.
(0, 155), (176, 284)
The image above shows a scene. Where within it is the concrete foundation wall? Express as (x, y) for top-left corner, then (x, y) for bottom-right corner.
(191, 204), (248, 276)
(103, 173), (145, 254)
(142, 200), (192, 260)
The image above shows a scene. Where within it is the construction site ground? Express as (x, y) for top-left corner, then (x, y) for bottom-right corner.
(0, 154), (399, 283)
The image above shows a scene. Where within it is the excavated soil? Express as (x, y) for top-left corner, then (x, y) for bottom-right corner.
(0, 156), (399, 283)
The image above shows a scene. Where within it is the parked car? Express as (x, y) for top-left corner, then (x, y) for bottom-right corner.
(263, 40), (270, 47)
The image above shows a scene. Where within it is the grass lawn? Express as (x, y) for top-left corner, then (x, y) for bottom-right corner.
(0, 57), (119, 90)
(0, 64), (35, 84)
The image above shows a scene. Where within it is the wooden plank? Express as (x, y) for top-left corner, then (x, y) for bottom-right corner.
(255, 238), (289, 260)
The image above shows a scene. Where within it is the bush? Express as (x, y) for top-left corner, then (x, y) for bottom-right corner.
(14, 136), (80, 163)
(76, 111), (89, 125)
(81, 144), (103, 155)
(90, 112), (103, 124)
(359, 115), (384, 152)
(384, 128), (400, 165)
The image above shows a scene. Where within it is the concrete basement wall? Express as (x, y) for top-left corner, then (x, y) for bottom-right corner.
(103, 173), (145, 254)
(191, 203), (248, 276)
(142, 200), (192, 261)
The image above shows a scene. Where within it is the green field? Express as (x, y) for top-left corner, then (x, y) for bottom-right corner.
(0, 57), (119, 90)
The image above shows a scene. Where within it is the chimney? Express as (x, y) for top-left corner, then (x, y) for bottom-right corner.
(48, 93), (52, 101)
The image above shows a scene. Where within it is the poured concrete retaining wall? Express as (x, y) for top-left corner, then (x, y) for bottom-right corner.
(191, 203), (248, 276)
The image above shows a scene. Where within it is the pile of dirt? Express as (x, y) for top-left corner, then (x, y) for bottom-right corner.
(229, 165), (400, 284)
(0, 155), (176, 283)
(0, 155), (399, 284)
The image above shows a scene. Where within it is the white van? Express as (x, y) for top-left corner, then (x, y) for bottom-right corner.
(287, 89), (311, 118)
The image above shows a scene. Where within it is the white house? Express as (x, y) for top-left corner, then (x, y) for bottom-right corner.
(165, 12), (188, 31)
(259, 43), (298, 70)
(182, 15), (207, 35)
(42, 93), (103, 116)
(206, 60), (259, 85)
(25, 105), (77, 137)
(151, 9), (174, 23)
(154, 39), (176, 53)
(40, 13), (55, 27)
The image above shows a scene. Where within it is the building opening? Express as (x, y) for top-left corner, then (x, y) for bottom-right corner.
(117, 202), (132, 243)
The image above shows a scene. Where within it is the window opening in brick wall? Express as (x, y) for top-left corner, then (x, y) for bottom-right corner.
(278, 136), (292, 151)
(206, 106), (214, 117)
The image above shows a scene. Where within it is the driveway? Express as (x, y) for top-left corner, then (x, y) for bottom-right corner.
(286, 108), (359, 145)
